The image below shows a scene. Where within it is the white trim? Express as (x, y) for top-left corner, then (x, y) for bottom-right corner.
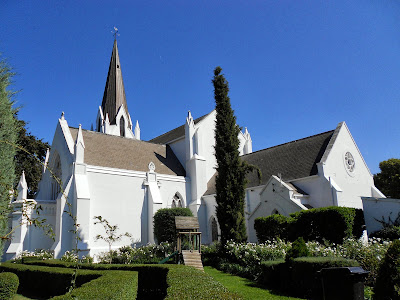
(86, 165), (187, 182)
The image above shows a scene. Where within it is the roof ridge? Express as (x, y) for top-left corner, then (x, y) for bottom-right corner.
(69, 126), (166, 147)
(241, 129), (334, 157)
(149, 110), (214, 143)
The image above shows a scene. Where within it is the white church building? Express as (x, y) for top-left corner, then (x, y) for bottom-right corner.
(5, 40), (385, 260)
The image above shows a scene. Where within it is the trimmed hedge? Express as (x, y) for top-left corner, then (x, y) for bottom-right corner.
(11, 260), (241, 299)
(260, 257), (360, 298)
(153, 207), (193, 244)
(254, 214), (291, 241)
(255, 206), (365, 244)
(0, 272), (19, 300)
(0, 263), (138, 299)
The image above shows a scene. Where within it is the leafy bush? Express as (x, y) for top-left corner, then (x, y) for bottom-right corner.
(370, 225), (400, 240)
(374, 239), (400, 299)
(289, 206), (360, 243)
(153, 208), (193, 244)
(260, 257), (359, 298)
(60, 251), (93, 263)
(12, 249), (54, 263)
(285, 237), (309, 262)
(254, 207), (364, 244)
(96, 242), (174, 264)
(290, 257), (360, 298)
(0, 272), (19, 300)
(254, 214), (292, 242)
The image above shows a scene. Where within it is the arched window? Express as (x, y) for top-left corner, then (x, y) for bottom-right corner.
(120, 116), (125, 137)
(172, 193), (183, 208)
(211, 216), (218, 242)
(51, 154), (62, 200)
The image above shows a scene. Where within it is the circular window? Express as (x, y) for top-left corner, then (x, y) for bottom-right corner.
(344, 152), (355, 173)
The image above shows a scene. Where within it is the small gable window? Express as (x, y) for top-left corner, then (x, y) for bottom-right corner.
(120, 116), (125, 137)
(172, 192), (183, 208)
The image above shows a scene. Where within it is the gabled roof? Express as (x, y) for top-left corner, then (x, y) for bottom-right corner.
(101, 39), (129, 125)
(149, 110), (214, 144)
(69, 127), (185, 176)
(205, 130), (334, 195)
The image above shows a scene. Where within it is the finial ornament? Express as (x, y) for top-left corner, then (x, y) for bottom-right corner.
(148, 161), (156, 172)
(112, 27), (120, 40)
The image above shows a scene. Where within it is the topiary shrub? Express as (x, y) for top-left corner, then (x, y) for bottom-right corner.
(374, 239), (400, 299)
(153, 208), (193, 244)
(254, 214), (292, 242)
(286, 237), (309, 262)
(288, 206), (360, 243)
(0, 272), (19, 300)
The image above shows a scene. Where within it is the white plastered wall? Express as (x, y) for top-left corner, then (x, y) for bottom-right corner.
(320, 122), (380, 209)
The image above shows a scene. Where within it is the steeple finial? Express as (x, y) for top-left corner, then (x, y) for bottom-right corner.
(112, 27), (120, 40)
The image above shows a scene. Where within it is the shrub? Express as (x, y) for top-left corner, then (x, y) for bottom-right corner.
(374, 239), (400, 299)
(153, 208), (193, 244)
(254, 214), (291, 242)
(97, 242), (174, 264)
(286, 237), (309, 262)
(9, 260), (240, 299)
(290, 257), (360, 298)
(254, 207), (364, 244)
(0, 272), (19, 300)
(370, 225), (400, 240)
(289, 206), (359, 243)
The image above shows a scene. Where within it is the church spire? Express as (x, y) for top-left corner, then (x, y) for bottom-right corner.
(101, 39), (129, 125)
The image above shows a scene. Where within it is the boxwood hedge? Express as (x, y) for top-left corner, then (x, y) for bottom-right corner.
(7, 260), (241, 299)
(0, 263), (138, 299)
(0, 272), (19, 300)
(260, 257), (360, 298)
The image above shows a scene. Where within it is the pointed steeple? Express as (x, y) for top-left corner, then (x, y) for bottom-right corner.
(101, 39), (129, 125)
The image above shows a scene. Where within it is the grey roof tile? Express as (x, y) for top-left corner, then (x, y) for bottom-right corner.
(204, 130), (334, 195)
(69, 127), (185, 176)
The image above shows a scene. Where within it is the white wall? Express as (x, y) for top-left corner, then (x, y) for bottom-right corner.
(362, 197), (400, 235)
(322, 123), (376, 209)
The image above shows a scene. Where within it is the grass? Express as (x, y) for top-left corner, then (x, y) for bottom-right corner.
(204, 267), (306, 300)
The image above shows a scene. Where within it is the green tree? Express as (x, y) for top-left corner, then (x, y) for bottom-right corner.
(93, 216), (131, 263)
(14, 117), (50, 198)
(0, 57), (17, 255)
(374, 158), (400, 198)
(212, 66), (254, 244)
(153, 207), (193, 244)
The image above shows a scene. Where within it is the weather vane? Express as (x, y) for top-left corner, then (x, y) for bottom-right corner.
(111, 27), (120, 40)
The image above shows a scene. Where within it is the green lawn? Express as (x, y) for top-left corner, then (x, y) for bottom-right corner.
(204, 267), (306, 300)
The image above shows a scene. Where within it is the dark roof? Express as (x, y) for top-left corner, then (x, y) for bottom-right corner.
(149, 111), (214, 144)
(69, 127), (185, 176)
(205, 130), (334, 195)
(101, 40), (129, 125)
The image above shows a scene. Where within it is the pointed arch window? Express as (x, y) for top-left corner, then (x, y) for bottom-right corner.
(51, 154), (62, 200)
(120, 116), (125, 137)
(172, 192), (183, 208)
(211, 216), (219, 242)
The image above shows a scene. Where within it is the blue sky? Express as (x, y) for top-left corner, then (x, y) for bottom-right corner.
(1, 1), (399, 174)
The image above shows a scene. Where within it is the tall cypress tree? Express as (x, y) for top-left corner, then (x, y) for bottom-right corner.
(212, 66), (248, 244)
(0, 57), (17, 254)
